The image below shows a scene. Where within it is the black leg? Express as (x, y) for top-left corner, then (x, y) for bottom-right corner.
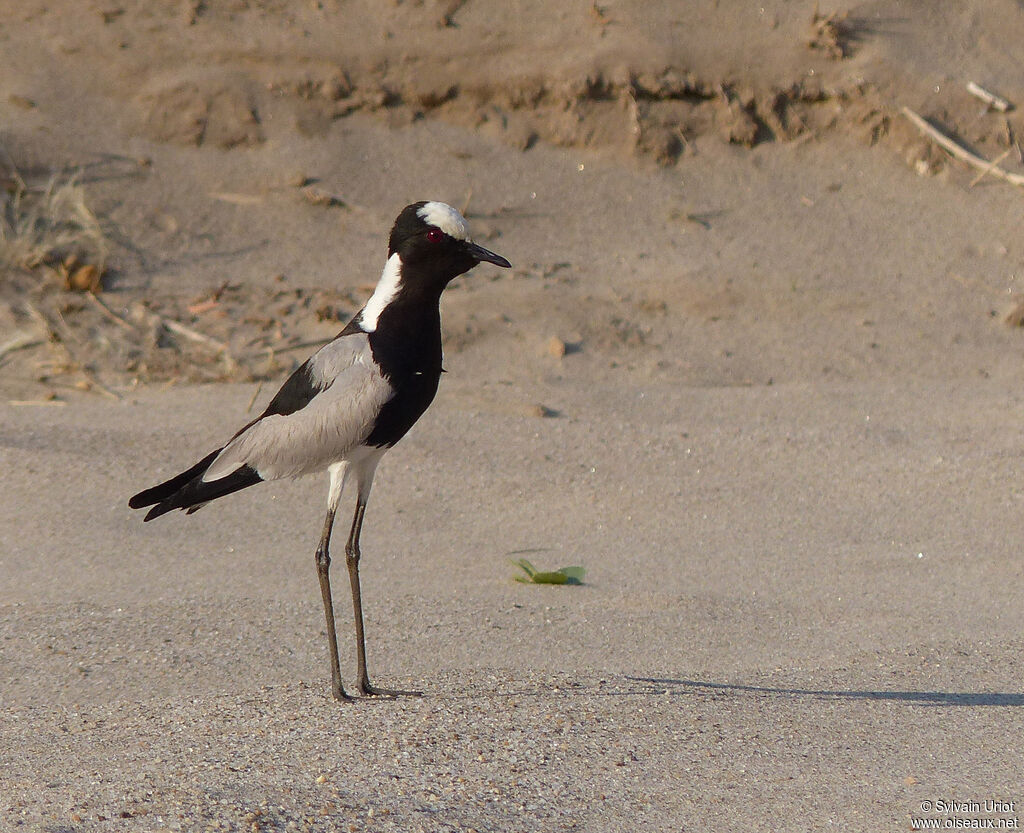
(316, 501), (349, 702)
(345, 496), (421, 698)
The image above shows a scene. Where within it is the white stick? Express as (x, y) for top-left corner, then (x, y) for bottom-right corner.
(970, 148), (1013, 187)
(85, 291), (135, 330)
(901, 107), (1024, 187)
(966, 81), (1011, 112)
(160, 317), (229, 352)
(159, 316), (239, 374)
(0, 331), (44, 360)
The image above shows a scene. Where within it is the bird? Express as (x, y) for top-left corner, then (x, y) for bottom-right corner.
(128, 200), (511, 701)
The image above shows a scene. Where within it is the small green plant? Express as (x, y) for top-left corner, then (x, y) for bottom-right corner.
(511, 558), (585, 585)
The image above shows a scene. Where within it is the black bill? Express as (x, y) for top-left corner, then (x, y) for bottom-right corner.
(466, 241), (511, 268)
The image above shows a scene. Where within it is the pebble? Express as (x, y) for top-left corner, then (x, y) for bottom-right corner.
(545, 336), (567, 358)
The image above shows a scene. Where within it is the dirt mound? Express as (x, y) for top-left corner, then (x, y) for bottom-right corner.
(6, 0), (1024, 402)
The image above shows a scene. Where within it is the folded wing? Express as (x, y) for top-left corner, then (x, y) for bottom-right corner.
(129, 329), (392, 519)
(205, 358), (393, 481)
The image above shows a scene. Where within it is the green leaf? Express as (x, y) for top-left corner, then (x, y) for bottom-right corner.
(509, 559), (585, 585)
(529, 571), (570, 584)
(557, 566), (586, 585)
(510, 558), (537, 578)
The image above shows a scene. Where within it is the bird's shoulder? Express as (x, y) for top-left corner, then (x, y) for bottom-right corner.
(261, 325), (373, 419)
(207, 326), (388, 480)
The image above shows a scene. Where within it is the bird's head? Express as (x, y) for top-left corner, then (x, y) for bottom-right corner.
(388, 201), (511, 288)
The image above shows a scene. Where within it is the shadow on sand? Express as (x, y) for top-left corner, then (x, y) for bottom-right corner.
(625, 677), (1024, 707)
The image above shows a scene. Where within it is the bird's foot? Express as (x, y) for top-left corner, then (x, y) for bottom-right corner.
(358, 679), (422, 698)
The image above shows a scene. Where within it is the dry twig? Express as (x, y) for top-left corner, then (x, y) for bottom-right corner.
(85, 291), (135, 330)
(0, 330), (44, 362)
(901, 107), (1024, 187)
(160, 316), (229, 352)
(246, 381), (264, 413)
(157, 315), (239, 376)
(208, 191), (264, 206)
(966, 81), (1012, 113)
(970, 148), (1013, 187)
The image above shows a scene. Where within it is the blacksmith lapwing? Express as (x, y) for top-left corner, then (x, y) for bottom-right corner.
(129, 201), (511, 700)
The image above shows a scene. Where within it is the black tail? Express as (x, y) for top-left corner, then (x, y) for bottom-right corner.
(129, 448), (263, 521)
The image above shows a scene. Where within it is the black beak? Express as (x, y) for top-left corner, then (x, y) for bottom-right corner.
(466, 240), (511, 268)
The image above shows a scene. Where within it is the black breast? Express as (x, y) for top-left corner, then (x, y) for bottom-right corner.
(364, 301), (443, 448)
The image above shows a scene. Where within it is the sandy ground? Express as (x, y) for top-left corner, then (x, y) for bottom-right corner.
(3, 1), (1024, 830)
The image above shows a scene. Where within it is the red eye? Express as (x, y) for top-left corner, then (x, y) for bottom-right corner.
(426, 227), (443, 243)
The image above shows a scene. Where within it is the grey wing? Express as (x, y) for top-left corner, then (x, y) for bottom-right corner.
(205, 333), (394, 482)
(259, 330), (373, 419)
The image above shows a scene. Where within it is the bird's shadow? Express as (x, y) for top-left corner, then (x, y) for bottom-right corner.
(624, 676), (1024, 708)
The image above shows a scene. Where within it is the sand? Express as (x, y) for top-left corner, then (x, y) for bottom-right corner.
(2, 1), (1024, 830)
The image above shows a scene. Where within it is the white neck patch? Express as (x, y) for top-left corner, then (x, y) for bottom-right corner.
(417, 201), (471, 241)
(360, 252), (402, 332)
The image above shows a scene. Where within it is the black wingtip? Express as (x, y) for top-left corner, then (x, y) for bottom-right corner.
(133, 464), (263, 521)
(142, 504), (170, 522)
(129, 449), (223, 513)
(128, 492), (151, 510)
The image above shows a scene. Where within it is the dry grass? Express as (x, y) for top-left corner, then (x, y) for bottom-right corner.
(1, 172), (109, 276)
